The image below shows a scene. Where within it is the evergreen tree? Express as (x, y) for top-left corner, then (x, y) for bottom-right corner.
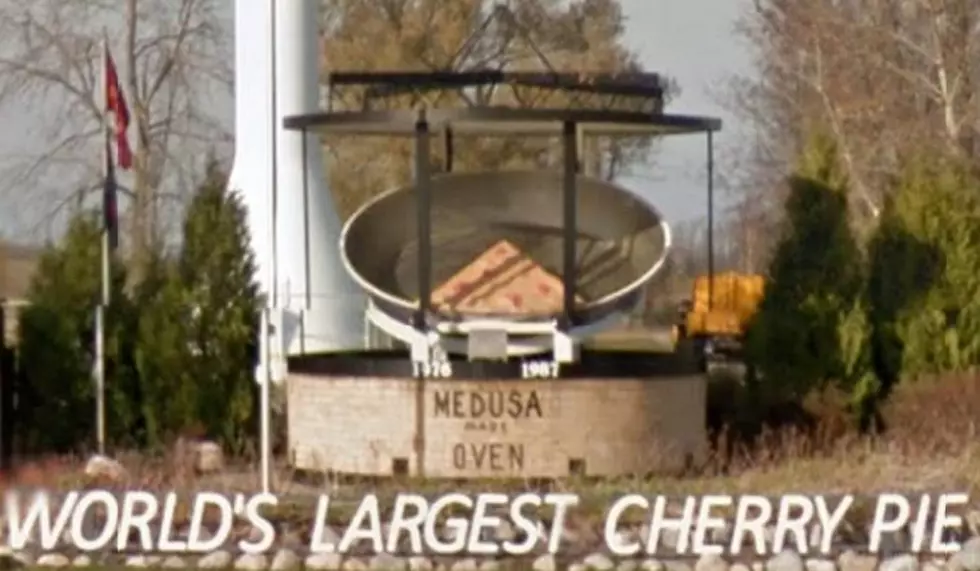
(133, 247), (199, 448)
(867, 155), (980, 383)
(177, 159), (261, 451)
(744, 131), (876, 425)
(17, 211), (139, 451)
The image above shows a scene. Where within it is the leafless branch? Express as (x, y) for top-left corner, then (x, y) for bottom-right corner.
(0, 0), (232, 244)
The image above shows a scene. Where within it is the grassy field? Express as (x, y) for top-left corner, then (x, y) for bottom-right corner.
(6, 329), (978, 524)
(16, 383), (975, 529)
(31, 418), (973, 529)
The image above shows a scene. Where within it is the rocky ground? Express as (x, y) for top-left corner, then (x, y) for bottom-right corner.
(0, 452), (977, 571)
(2, 368), (977, 571)
(1, 517), (979, 571)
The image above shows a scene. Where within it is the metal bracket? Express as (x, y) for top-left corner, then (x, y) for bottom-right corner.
(552, 329), (579, 364)
(467, 327), (508, 361)
(410, 330), (445, 364)
(255, 307), (288, 386)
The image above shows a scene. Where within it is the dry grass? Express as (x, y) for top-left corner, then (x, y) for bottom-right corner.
(2, 366), (978, 523)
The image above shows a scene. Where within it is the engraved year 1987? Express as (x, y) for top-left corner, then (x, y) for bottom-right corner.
(521, 359), (560, 379)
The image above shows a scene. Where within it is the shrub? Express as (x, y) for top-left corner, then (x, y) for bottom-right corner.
(867, 155), (980, 385)
(744, 131), (874, 425)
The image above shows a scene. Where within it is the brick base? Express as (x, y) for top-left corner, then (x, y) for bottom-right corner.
(287, 370), (707, 479)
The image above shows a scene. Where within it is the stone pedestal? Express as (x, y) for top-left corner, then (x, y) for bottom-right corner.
(286, 349), (707, 479)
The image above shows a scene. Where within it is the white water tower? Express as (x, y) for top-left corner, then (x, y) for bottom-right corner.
(228, 0), (365, 366)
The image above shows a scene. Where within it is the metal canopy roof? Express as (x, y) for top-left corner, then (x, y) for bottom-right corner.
(282, 107), (722, 137)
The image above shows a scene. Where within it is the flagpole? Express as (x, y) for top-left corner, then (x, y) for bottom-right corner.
(100, 30), (111, 309)
(94, 32), (111, 456)
(259, 0), (279, 495)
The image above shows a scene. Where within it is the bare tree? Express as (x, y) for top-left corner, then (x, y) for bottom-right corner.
(0, 0), (232, 269)
(868, 0), (979, 156)
(318, 0), (676, 219)
(723, 0), (979, 246)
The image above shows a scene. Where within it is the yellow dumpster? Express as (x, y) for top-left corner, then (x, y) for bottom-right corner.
(677, 272), (765, 364)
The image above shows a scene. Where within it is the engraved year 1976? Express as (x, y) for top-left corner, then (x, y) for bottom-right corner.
(413, 359), (453, 379)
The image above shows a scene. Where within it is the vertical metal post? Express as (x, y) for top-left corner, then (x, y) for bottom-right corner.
(577, 127), (595, 177)
(259, 308), (271, 493)
(707, 130), (715, 310)
(95, 181), (111, 456)
(101, 231), (110, 307)
(0, 303), (8, 472)
(414, 109), (432, 330)
(263, 0), (279, 491)
(95, 33), (111, 455)
(561, 121), (578, 330)
(413, 113), (431, 475)
(414, 375), (426, 477)
(94, 304), (105, 454)
(301, 127), (312, 310)
(443, 127), (454, 173)
(364, 309), (372, 349)
(269, 0), (279, 309)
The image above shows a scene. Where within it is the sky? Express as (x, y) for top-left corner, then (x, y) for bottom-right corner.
(0, 0), (755, 242)
(617, 0), (754, 224)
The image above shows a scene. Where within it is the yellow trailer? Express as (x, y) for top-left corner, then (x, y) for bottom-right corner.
(674, 272), (764, 368)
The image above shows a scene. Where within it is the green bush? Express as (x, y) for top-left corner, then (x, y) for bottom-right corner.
(133, 250), (200, 448)
(175, 160), (261, 452)
(867, 155), (980, 384)
(17, 213), (140, 451)
(744, 131), (876, 425)
(17, 159), (261, 454)
(746, 142), (980, 431)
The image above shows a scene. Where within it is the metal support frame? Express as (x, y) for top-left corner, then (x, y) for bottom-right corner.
(706, 131), (715, 310)
(443, 127), (454, 172)
(325, 3), (665, 115)
(261, 0), (279, 491)
(269, 0), (279, 311)
(414, 109), (432, 332)
(301, 127), (312, 310)
(0, 302), (11, 472)
(288, 72), (722, 361)
(327, 72), (665, 116)
(259, 307), (271, 494)
(416, 111), (445, 467)
(561, 121), (578, 331)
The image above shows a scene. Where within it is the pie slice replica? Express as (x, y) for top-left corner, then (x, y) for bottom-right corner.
(430, 239), (582, 316)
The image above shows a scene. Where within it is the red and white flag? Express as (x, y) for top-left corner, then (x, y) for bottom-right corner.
(104, 47), (132, 170)
(102, 46), (132, 251)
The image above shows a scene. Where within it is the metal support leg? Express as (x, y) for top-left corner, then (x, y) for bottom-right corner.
(561, 121), (578, 330)
(444, 127), (454, 173)
(413, 109), (432, 362)
(555, 121), (580, 363)
(301, 128), (312, 310)
(707, 130), (715, 311)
